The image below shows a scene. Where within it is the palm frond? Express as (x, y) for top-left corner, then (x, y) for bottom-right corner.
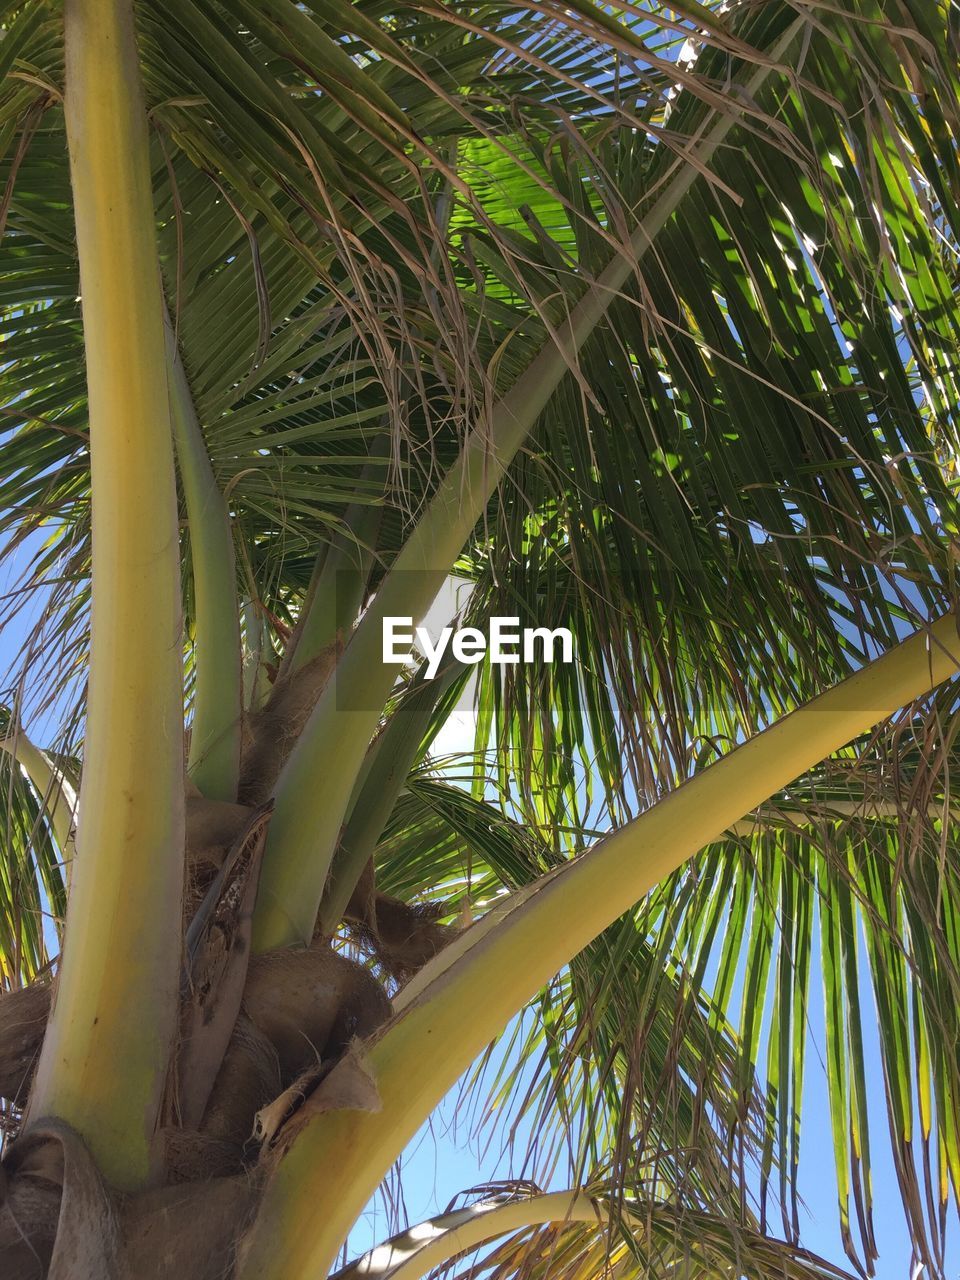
(338, 1186), (857, 1280)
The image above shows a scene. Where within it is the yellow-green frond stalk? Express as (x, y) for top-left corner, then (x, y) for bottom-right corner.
(238, 615), (960, 1280)
(334, 1192), (604, 1280)
(26, 0), (185, 1189)
(166, 316), (243, 801)
(0, 726), (78, 877)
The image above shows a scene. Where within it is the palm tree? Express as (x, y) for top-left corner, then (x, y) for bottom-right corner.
(0, 0), (958, 1276)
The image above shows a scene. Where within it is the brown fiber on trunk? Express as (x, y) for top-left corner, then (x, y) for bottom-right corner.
(0, 941), (395, 1275)
(198, 1015), (281, 1148)
(118, 1176), (260, 1280)
(347, 891), (457, 982)
(0, 1169), (59, 1279)
(2, 1130), (259, 1280)
(238, 646), (338, 805)
(0, 981), (53, 1112)
(173, 805), (270, 1133)
(241, 941), (391, 1082)
(185, 792), (255, 871)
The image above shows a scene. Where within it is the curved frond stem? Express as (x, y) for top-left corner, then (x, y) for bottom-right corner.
(282, 490), (383, 680)
(332, 1189), (854, 1280)
(318, 656), (461, 935)
(727, 800), (960, 838)
(333, 1193), (607, 1280)
(237, 613), (960, 1279)
(25, 0), (185, 1190)
(0, 727), (78, 876)
(165, 311), (243, 801)
(242, 599), (272, 714)
(253, 16), (806, 952)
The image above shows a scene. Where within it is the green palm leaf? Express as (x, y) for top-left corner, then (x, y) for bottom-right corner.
(1, 0), (959, 1273)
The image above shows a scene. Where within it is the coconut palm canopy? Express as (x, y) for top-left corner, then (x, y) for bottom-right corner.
(0, 1), (959, 1278)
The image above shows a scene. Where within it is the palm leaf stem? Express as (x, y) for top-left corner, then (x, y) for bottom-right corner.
(24, 0), (186, 1190)
(0, 727), (77, 873)
(165, 311), (243, 801)
(237, 612), (960, 1279)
